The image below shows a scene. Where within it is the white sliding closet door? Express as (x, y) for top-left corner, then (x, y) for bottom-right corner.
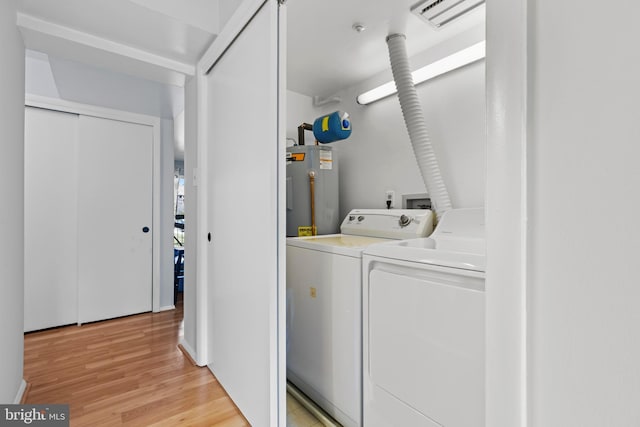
(24, 107), (79, 332)
(77, 115), (153, 324)
(206, 0), (285, 424)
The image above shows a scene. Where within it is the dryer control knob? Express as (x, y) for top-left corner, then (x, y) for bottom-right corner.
(399, 214), (412, 227)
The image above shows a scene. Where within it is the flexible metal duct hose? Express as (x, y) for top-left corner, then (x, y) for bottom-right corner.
(386, 33), (452, 219)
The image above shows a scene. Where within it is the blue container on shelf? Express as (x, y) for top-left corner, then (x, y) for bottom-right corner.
(313, 111), (352, 143)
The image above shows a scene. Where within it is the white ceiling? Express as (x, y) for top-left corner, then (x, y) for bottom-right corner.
(17, 0), (484, 161)
(18, 0), (226, 162)
(19, 0), (217, 65)
(127, 0), (220, 34)
(287, 0), (485, 98)
(18, 0), (485, 99)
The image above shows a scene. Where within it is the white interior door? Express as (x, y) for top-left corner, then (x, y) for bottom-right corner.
(205, 1), (284, 425)
(77, 115), (153, 324)
(24, 107), (79, 332)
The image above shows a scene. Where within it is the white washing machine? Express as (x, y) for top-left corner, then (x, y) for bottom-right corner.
(362, 208), (486, 427)
(287, 209), (434, 427)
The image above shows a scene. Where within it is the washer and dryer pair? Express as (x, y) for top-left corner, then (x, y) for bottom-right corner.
(286, 208), (486, 427)
(286, 209), (434, 427)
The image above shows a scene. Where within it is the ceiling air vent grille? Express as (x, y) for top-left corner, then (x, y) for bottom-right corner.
(411, 0), (485, 28)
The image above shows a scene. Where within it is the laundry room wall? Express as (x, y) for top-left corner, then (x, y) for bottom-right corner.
(0, 0), (26, 404)
(286, 19), (485, 221)
(286, 90), (324, 145)
(330, 53), (485, 219)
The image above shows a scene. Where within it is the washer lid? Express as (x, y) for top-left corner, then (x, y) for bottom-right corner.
(364, 237), (485, 272)
(363, 208), (486, 272)
(286, 234), (392, 257)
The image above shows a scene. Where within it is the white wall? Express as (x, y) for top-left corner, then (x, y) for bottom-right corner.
(25, 50), (59, 98)
(286, 42), (485, 221)
(329, 59), (485, 218)
(0, 0), (25, 403)
(182, 76), (198, 356)
(25, 52), (184, 120)
(527, 1), (640, 425)
(160, 118), (176, 309)
(174, 109), (185, 161)
(218, 0), (241, 29)
(286, 90), (323, 145)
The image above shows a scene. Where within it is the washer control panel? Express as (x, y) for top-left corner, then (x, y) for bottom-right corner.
(341, 209), (434, 239)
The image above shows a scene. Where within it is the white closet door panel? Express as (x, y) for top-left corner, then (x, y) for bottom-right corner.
(24, 107), (79, 332)
(206, 1), (282, 424)
(77, 115), (153, 324)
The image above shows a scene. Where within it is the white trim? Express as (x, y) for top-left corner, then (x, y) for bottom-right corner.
(276, 2), (287, 426)
(194, 67), (209, 367)
(25, 94), (163, 313)
(13, 379), (27, 404)
(25, 95), (160, 127)
(17, 13), (195, 76)
(178, 338), (202, 366)
(198, 0), (267, 74)
(159, 305), (175, 312)
(152, 119), (161, 313)
(485, 0), (528, 426)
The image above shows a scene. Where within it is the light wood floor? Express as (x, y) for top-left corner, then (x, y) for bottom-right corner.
(24, 295), (249, 426)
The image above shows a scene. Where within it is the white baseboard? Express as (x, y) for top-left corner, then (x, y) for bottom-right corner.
(13, 379), (27, 404)
(179, 338), (203, 366)
(159, 305), (175, 312)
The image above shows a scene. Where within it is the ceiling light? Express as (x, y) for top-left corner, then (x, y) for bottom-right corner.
(356, 40), (486, 105)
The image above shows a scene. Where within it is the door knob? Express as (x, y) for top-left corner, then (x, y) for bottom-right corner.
(142, 227), (150, 233)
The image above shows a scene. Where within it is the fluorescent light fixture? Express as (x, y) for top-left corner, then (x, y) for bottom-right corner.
(356, 40), (486, 105)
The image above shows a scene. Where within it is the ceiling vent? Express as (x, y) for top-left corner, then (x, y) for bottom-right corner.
(411, 0), (485, 28)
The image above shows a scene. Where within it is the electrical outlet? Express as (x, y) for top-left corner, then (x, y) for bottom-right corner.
(385, 190), (395, 208)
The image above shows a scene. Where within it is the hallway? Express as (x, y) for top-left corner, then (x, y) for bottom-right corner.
(23, 298), (249, 426)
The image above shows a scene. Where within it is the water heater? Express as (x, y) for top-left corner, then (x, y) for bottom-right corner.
(286, 145), (339, 237)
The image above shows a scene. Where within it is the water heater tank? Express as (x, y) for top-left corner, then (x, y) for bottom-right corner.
(286, 145), (339, 237)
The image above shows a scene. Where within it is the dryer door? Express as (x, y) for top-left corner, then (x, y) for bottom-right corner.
(364, 260), (485, 427)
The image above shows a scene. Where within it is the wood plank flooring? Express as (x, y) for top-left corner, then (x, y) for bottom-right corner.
(23, 296), (249, 426)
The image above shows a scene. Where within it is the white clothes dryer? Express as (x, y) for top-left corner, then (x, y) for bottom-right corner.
(362, 208), (486, 427)
(287, 209), (434, 427)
